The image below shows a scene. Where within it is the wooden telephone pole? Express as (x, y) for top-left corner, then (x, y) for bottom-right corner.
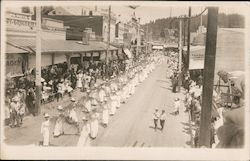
(105, 5), (111, 78)
(199, 7), (219, 148)
(178, 19), (182, 73)
(187, 7), (191, 69)
(35, 6), (42, 115)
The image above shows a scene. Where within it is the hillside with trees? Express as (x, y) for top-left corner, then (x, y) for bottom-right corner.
(142, 13), (245, 41)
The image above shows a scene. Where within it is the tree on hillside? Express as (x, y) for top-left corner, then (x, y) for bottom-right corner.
(32, 6), (55, 20)
(21, 7), (31, 13)
(142, 12), (244, 41)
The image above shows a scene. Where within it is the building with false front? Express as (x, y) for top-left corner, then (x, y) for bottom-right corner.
(5, 9), (119, 78)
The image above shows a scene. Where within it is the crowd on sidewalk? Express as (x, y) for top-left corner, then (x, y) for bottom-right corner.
(40, 51), (166, 146)
(166, 49), (245, 148)
(4, 59), (126, 129)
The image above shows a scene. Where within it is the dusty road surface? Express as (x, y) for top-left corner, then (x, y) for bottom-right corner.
(92, 62), (191, 147)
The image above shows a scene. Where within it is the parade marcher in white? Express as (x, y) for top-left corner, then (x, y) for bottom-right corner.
(101, 98), (109, 128)
(109, 92), (117, 115)
(53, 105), (64, 137)
(68, 98), (80, 134)
(115, 91), (121, 109)
(77, 116), (91, 146)
(174, 98), (181, 115)
(90, 108), (99, 139)
(98, 85), (106, 103)
(83, 95), (92, 113)
(69, 98), (79, 123)
(41, 113), (50, 146)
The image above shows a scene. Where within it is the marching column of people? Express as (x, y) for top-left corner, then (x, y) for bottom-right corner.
(40, 52), (166, 146)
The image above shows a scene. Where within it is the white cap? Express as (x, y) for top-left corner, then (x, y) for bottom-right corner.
(71, 98), (76, 102)
(82, 116), (88, 121)
(57, 105), (63, 110)
(44, 113), (50, 118)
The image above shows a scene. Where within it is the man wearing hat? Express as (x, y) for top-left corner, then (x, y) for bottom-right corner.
(41, 113), (50, 146)
(77, 116), (91, 146)
(53, 105), (64, 137)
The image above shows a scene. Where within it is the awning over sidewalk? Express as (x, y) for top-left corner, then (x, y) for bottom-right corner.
(152, 45), (163, 50)
(6, 38), (118, 54)
(6, 43), (29, 54)
(123, 48), (132, 59)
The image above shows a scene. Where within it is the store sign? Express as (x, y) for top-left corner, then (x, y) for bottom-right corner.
(6, 54), (23, 76)
(189, 46), (205, 70)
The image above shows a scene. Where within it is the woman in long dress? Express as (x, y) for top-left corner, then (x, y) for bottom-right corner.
(101, 100), (109, 127)
(115, 91), (121, 109)
(53, 106), (64, 137)
(77, 116), (90, 146)
(109, 93), (117, 115)
(98, 86), (106, 103)
(76, 71), (83, 89)
(83, 96), (92, 112)
(41, 113), (50, 146)
(89, 110), (99, 139)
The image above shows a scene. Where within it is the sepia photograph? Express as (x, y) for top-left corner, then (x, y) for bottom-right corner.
(0, 1), (249, 160)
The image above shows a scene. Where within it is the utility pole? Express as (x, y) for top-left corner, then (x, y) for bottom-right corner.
(177, 18), (182, 92)
(106, 5), (111, 78)
(178, 19), (182, 73)
(200, 7), (203, 26)
(199, 7), (219, 148)
(35, 6), (42, 115)
(136, 18), (140, 60)
(183, 18), (186, 46)
(187, 7), (191, 70)
(146, 24), (149, 54)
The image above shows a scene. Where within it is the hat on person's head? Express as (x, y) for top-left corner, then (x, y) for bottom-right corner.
(44, 113), (50, 118)
(12, 97), (18, 102)
(71, 98), (76, 102)
(82, 116), (88, 121)
(57, 105), (63, 110)
(41, 78), (45, 82)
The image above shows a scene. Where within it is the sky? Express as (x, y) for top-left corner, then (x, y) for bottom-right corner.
(111, 6), (247, 24)
(4, 2), (248, 25)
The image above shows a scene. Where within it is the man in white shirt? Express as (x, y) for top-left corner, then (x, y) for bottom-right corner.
(152, 109), (160, 131)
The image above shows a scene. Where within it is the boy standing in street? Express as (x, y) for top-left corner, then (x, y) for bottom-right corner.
(160, 110), (167, 131)
(152, 109), (160, 131)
